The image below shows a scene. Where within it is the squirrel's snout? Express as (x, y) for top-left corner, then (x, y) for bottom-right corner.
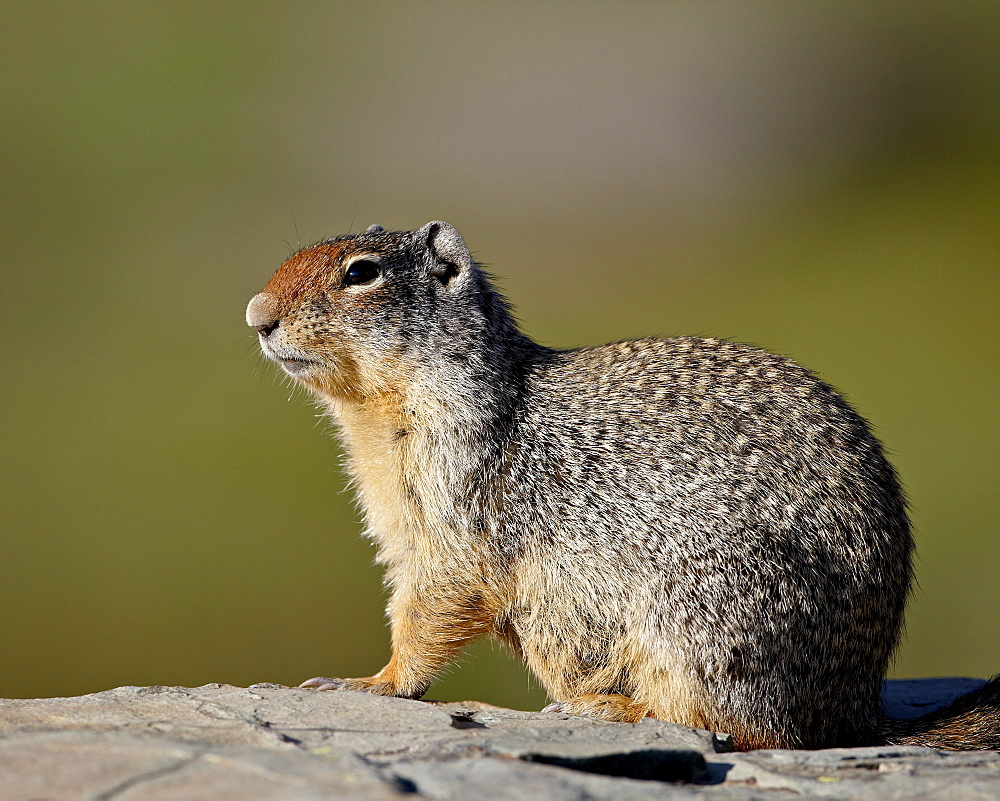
(247, 293), (280, 338)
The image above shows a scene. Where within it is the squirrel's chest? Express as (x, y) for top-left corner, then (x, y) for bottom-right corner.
(341, 423), (419, 529)
(333, 405), (465, 550)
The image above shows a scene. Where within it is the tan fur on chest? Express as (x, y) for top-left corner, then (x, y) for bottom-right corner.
(331, 397), (421, 554)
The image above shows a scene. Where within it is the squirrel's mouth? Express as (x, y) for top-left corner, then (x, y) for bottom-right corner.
(277, 356), (320, 375)
(259, 341), (321, 375)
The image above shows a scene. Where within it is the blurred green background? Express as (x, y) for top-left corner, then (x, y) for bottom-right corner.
(2, 2), (997, 708)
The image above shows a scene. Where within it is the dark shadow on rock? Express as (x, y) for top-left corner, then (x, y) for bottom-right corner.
(523, 748), (708, 783)
(700, 760), (735, 785)
(449, 712), (487, 729)
(389, 775), (420, 794)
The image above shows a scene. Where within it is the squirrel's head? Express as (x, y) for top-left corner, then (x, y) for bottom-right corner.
(247, 221), (491, 401)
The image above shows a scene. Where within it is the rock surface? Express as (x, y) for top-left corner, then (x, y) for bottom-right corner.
(0, 679), (996, 799)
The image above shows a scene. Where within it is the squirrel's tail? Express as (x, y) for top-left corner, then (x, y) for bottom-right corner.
(879, 676), (1000, 750)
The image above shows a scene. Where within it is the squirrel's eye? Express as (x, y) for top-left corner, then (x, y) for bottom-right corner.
(342, 259), (381, 287)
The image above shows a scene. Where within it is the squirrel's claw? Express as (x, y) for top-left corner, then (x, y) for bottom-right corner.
(299, 676), (343, 690)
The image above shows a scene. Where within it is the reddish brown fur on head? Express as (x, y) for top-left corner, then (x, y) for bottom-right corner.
(262, 241), (352, 318)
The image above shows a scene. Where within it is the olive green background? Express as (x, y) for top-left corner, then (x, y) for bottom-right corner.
(2, 2), (997, 709)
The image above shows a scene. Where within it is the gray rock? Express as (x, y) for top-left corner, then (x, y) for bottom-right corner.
(0, 679), (995, 800)
(719, 746), (1000, 799)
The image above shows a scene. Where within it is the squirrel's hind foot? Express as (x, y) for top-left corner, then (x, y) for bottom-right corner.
(542, 693), (651, 723)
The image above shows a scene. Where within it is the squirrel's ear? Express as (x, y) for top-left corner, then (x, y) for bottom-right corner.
(418, 221), (472, 289)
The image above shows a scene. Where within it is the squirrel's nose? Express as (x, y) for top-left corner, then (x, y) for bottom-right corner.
(246, 293), (280, 337)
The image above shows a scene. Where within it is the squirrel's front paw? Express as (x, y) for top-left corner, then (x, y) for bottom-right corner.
(299, 675), (405, 696)
(542, 693), (651, 723)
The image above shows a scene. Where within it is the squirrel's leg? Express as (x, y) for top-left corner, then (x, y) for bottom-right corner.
(542, 694), (652, 723)
(300, 575), (492, 699)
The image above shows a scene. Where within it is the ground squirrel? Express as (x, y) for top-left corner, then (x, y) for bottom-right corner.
(246, 221), (998, 750)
